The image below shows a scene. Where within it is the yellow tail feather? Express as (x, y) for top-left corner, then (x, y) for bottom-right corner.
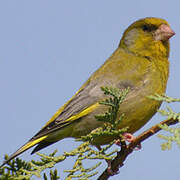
(0, 135), (47, 168)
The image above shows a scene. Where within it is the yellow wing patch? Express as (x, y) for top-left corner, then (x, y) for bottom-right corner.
(64, 103), (99, 123)
(42, 86), (84, 129)
(20, 136), (48, 153)
(41, 79), (91, 129)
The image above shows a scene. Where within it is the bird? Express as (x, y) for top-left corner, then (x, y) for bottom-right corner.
(0, 17), (175, 168)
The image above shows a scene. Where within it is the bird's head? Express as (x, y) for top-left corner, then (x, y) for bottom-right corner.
(119, 17), (175, 59)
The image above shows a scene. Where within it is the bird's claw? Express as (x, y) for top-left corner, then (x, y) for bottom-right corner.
(115, 133), (141, 150)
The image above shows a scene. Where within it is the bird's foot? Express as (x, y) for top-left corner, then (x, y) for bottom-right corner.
(115, 133), (141, 150)
(122, 133), (135, 142)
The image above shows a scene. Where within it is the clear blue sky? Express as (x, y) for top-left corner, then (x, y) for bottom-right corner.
(0, 1), (180, 179)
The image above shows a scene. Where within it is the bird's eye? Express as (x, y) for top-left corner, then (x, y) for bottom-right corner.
(142, 25), (157, 32)
(142, 25), (149, 31)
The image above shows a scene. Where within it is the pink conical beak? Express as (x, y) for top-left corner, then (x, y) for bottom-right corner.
(154, 24), (175, 41)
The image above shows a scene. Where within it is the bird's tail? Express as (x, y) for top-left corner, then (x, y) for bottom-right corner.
(0, 135), (47, 168)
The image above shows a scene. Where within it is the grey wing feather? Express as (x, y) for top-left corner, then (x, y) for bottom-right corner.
(31, 80), (102, 140)
(56, 81), (101, 122)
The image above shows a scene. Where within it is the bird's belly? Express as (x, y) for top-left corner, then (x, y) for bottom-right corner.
(117, 95), (161, 134)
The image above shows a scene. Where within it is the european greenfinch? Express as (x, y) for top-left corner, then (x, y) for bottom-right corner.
(1, 17), (175, 167)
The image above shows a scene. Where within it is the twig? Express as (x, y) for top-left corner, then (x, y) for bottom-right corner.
(98, 117), (179, 180)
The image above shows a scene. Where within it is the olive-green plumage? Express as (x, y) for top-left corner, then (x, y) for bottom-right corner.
(1, 17), (175, 167)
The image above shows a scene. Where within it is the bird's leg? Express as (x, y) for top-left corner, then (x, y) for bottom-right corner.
(95, 132), (141, 176)
(115, 133), (141, 150)
(122, 133), (135, 142)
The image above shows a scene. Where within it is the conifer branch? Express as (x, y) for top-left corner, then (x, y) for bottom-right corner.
(1, 89), (179, 180)
(98, 117), (179, 180)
